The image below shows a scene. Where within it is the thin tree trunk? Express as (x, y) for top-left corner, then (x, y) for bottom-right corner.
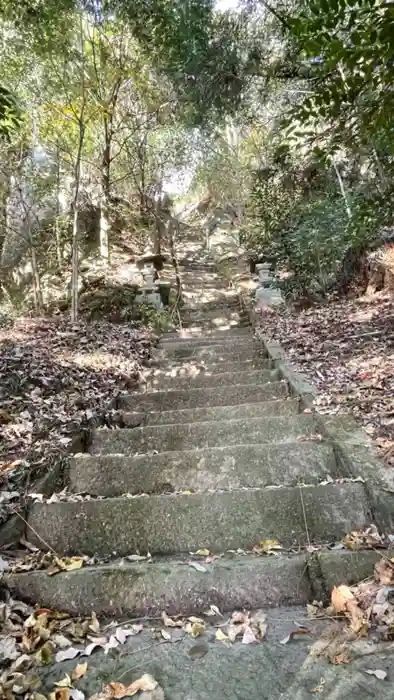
(70, 14), (86, 322)
(71, 201), (79, 321)
(55, 141), (62, 270)
(30, 242), (43, 314)
(99, 130), (110, 263)
(333, 161), (352, 220)
(168, 217), (182, 318)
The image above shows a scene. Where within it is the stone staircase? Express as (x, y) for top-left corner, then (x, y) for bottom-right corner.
(7, 258), (381, 619)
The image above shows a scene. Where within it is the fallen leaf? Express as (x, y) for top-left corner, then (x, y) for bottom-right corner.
(185, 621), (205, 638)
(107, 674), (157, 698)
(226, 623), (245, 642)
(187, 616), (205, 625)
(331, 584), (368, 635)
(280, 629), (310, 645)
(55, 647), (81, 663)
(55, 675), (72, 688)
(188, 561), (207, 573)
(259, 538), (283, 553)
(242, 627), (257, 644)
(83, 642), (104, 656)
(162, 611), (183, 628)
(195, 549), (210, 556)
(72, 662), (88, 681)
(89, 612), (100, 634)
(251, 611), (267, 639)
(104, 635), (119, 654)
(365, 669), (387, 680)
(231, 611), (249, 624)
(35, 641), (54, 664)
(53, 633), (73, 648)
(203, 604), (222, 617)
(54, 690), (71, 700)
(70, 690), (85, 700)
(0, 636), (19, 661)
(331, 585), (355, 614)
(215, 629), (229, 642)
(161, 629), (171, 641)
(375, 558), (394, 586)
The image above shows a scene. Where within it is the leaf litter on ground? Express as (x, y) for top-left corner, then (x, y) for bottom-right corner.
(256, 291), (394, 461)
(0, 599), (145, 700)
(0, 316), (153, 531)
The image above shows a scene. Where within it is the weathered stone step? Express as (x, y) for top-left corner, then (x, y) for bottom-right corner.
(141, 368), (279, 392)
(180, 319), (250, 332)
(159, 334), (253, 349)
(123, 397), (298, 427)
(119, 381), (288, 411)
(180, 313), (249, 327)
(146, 357), (273, 378)
(71, 441), (338, 496)
(6, 550), (380, 618)
(91, 414), (316, 455)
(159, 344), (267, 361)
(163, 326), (251, 341)
(26, 482), (370, 556)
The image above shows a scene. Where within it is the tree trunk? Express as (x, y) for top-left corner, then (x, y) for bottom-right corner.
(168, 217), (182, 306)
(30, 242), (43, 314)
(100, 135), (111, 263)
(55, 142), (62, 270)
(71, 202), (79, 321)
(70, 13), (86, 322)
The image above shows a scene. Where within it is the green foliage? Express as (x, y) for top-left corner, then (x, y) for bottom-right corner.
(285, 0), (394, 150)
(133, 302), (171, 334)
(0, 85), (23, 139)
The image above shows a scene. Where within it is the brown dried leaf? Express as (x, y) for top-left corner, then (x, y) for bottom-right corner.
(374, 558), (394, 586)
(71, 662), (88, 681)
(331, 585), (355, 614)
(161, 612), (183, 628)
(107, 674), (157, 698)
(231, 611), (249, 624)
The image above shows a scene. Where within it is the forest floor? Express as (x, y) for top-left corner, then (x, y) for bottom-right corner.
(0, 314), (153, 526)
(258, 289), (394, 465)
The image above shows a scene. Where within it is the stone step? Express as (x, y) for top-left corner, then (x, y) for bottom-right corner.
(158, 344), (268, 361)
(146, 357), (274, 377)
(163, 326), (251, 341)
(122, 397), (299, 427)
(91, 414), (317, 455)
(159, 334), (253, 348)
(71, 441), (339, 496)
(180, 312), (249, 326)
(26, 482), (370, 556)
(6, 550), (380, 618)
(141, 368), (279, 392)
(180, 319), (250, 331)
(119, 381), (288, 411)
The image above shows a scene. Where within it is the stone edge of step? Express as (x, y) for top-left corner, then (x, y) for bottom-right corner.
(240, 290), (394, 534)
(118, 380), (289, 408)
(5, 549), (382, 618)
(120, 397), (300, 426)
(141, 368), (280, 390)
(91, 411), (317, 443)
(25, 482), (370, 556)
(69, 439), (338, 496)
